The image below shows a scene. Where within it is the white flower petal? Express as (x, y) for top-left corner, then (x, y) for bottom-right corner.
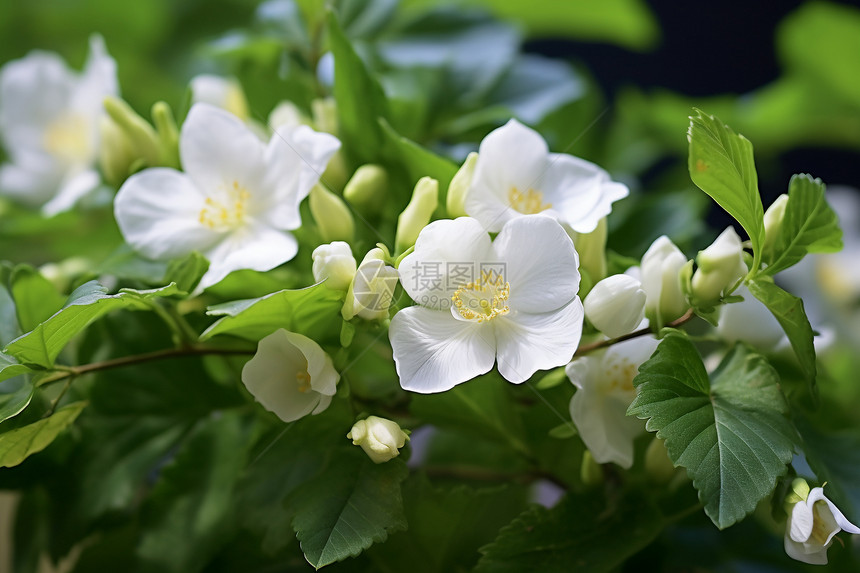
(398, 217), (493, 310)
(494, 297), (583, 383)
(0, 157), (61, 206)
(570, 380), (642, 468)
(281, 329), (339, 396)
(389, 306), (496, 393)
(114, 167), (221, 260)
(180, 103), (267, 196)
(42, 168), (100, 216)
(466, 119), (549, 232)
(258, 124), (340, 230)
(71, 35), (118, 120)
(784, 533), (829, 565)
(491, 215), (580, 314)
(200, 224), (299, 291)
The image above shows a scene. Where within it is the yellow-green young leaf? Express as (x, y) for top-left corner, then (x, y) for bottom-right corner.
(9, 265), (66, 333)
(290, 451), (408, 569)
(628, 333), (797, 529)
(163, 251), (210, 295)
(0, 401), (86, 468)
(687, 109), (765, 271)
(474, 489), (662, 573)
(201, 283), (344, 342)
(762, 174), (842, 276)
(747, 279), (816, 387)
(3, 281), (181, 368)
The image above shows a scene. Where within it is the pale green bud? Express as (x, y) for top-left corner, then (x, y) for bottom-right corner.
(763, 194), (789, 256)
(342, 248), (399, 321)
(103, 96), (161, 167)
(309, 184), (355, 243)
(784, 477), (811, 515)
(311, 97), (338, 135)
(268, 100), (312, 131)
(644, 437), (676, 483)
(573, 217), (608, 284)
(312, 241), (356, 291)
(580, 450), (603, 486)
(584, 273), (646, 338)
(395, 177), (439, 254)
(343, 164), (388, 210)
(347, 415), (409, 464)
(690, 227), (748, 307)
(641, 236), (690, 328)
(446, 152), (477, 218)
(98, 115), (136, 186)
(151, 101), (180, 169)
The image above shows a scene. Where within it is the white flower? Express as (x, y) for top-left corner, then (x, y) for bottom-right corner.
(0, 35), (117, 215)
(342, 248), (399, 321)
(566, 335), (659, 468)
(391, 215), (584, 393)
(189, 74), (249, 121)
(241, 328), (339, 422)
(347, 416), (409, 464)
(641, 235), (690, 326)
(716, 285), (785, 350)
(785, 486), (860, 565)
(690, 227), (748, 306)
(114, 103), (340, 291)
(312, 241), (356, 291)
(584, 274), (646, 338)
(463, 119), (627, 233)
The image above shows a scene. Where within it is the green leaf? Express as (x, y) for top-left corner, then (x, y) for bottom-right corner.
(291, 450), (408, 569)
(474, 489), (662, 572)
(379, 118), (458, 198)
(0, 372), (34, 425)
(687, 109), (765, 271)
(762, 174), (843, 275)
(628, 333), (797, 529)
(201, 283), (343, 342)
(137, 411), (250, 573)
(798, 421), (860, 522)
(0, 352), (31, 385)
(4, 281), (179, 368)
(0, 282), (21, 346)
(0, 401), (86, 468)
(9, 265), (66, 333)
(747, 278), (816, 385)
(163, 251), (210, 294)
(328, 10), (389, 165)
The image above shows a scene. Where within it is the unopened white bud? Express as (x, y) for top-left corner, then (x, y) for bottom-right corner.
(312, 241), (356, 291)
(641, 236), (690, 327)
(690, 227), (748, 306)
(763, 194), (789, 256)
(342, 248), (398, 321)
(347, 416), (409, 464)
(583, 274), (645, 338)
(395, 177), (438, 253)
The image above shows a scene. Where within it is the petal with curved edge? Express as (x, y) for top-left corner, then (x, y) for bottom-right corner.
(114, 167), (221, 260)
(258, 124), (341, 230)
(180, 103), (267, 198)
(70, 35), (118, 120)
(241, 329), (327, 422)
(200, 224), (298, 291)
(784, 532), (828, 565)
(569, 378), (642, 468)
(492, 215), (580, 314)
(0, 157), (62, 206)
(285, 330), (339, 397)
(42, 168), (100, 216)
(398, 217), (493, 311)
(494, 297), (583, 383)
(466, 119), (549, 232)
(389, 306), (496, 394)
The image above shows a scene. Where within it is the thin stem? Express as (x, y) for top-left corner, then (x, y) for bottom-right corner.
(38, 346), (255, 388)
(573, 308), (696, 358)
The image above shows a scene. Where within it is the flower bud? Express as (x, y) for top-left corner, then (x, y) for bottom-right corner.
(151, 101), (180, 169)
(573, 218), (608, 285)
(343, 164), (388, 210)
(395, 177), (438, 254)
(347, 415), (409, 464)
(763, 194), (789, 256)
(98, 115), (136, 186)
(309, 184), (355, 243)
(641, 236), (690, 328)
(580, 450), (603, 487)
(268, 100), (311, 131)
(583, 274), (645, 338)
(446, 152), (477, 218)
(189, 74), (249, 121)
(103, 96), (161, 167)
(690, 227), (748, 307)
(312, 241), (357, 291)
(342, 248), (399, 321)
(644, 436), (676, 483)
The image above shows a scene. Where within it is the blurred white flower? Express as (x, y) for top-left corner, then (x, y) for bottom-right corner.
(463, 119), (628, 233)
(717, 285), (785, 350)
(0, 35), (117, 215)
(785, 486), (860, 565)
(566, 335), (659, 468)
(114, 103), (340, 291)
(189, 74), (249, 122)
(347, 416), (409, 464)
(391, 216), (583, 393)
(584, 273), (646, 338)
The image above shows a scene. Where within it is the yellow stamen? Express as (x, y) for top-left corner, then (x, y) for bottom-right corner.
(199, 181), (251, 229)
(452, 269), (510, 323)
(296, 371), (312, 393)
(43, 114), (92, 164)
(508, 187), (551, 214)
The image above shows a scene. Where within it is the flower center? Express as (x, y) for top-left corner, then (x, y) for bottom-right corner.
(508, 187), (551, 215)
(199, 180), (251, 230)
(810, 501), (836, 545)
(296, 371), (312, 393)
(452, 269), (510, 323)
(43, 113), (92, 164)
(602, 357), (638, 396)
